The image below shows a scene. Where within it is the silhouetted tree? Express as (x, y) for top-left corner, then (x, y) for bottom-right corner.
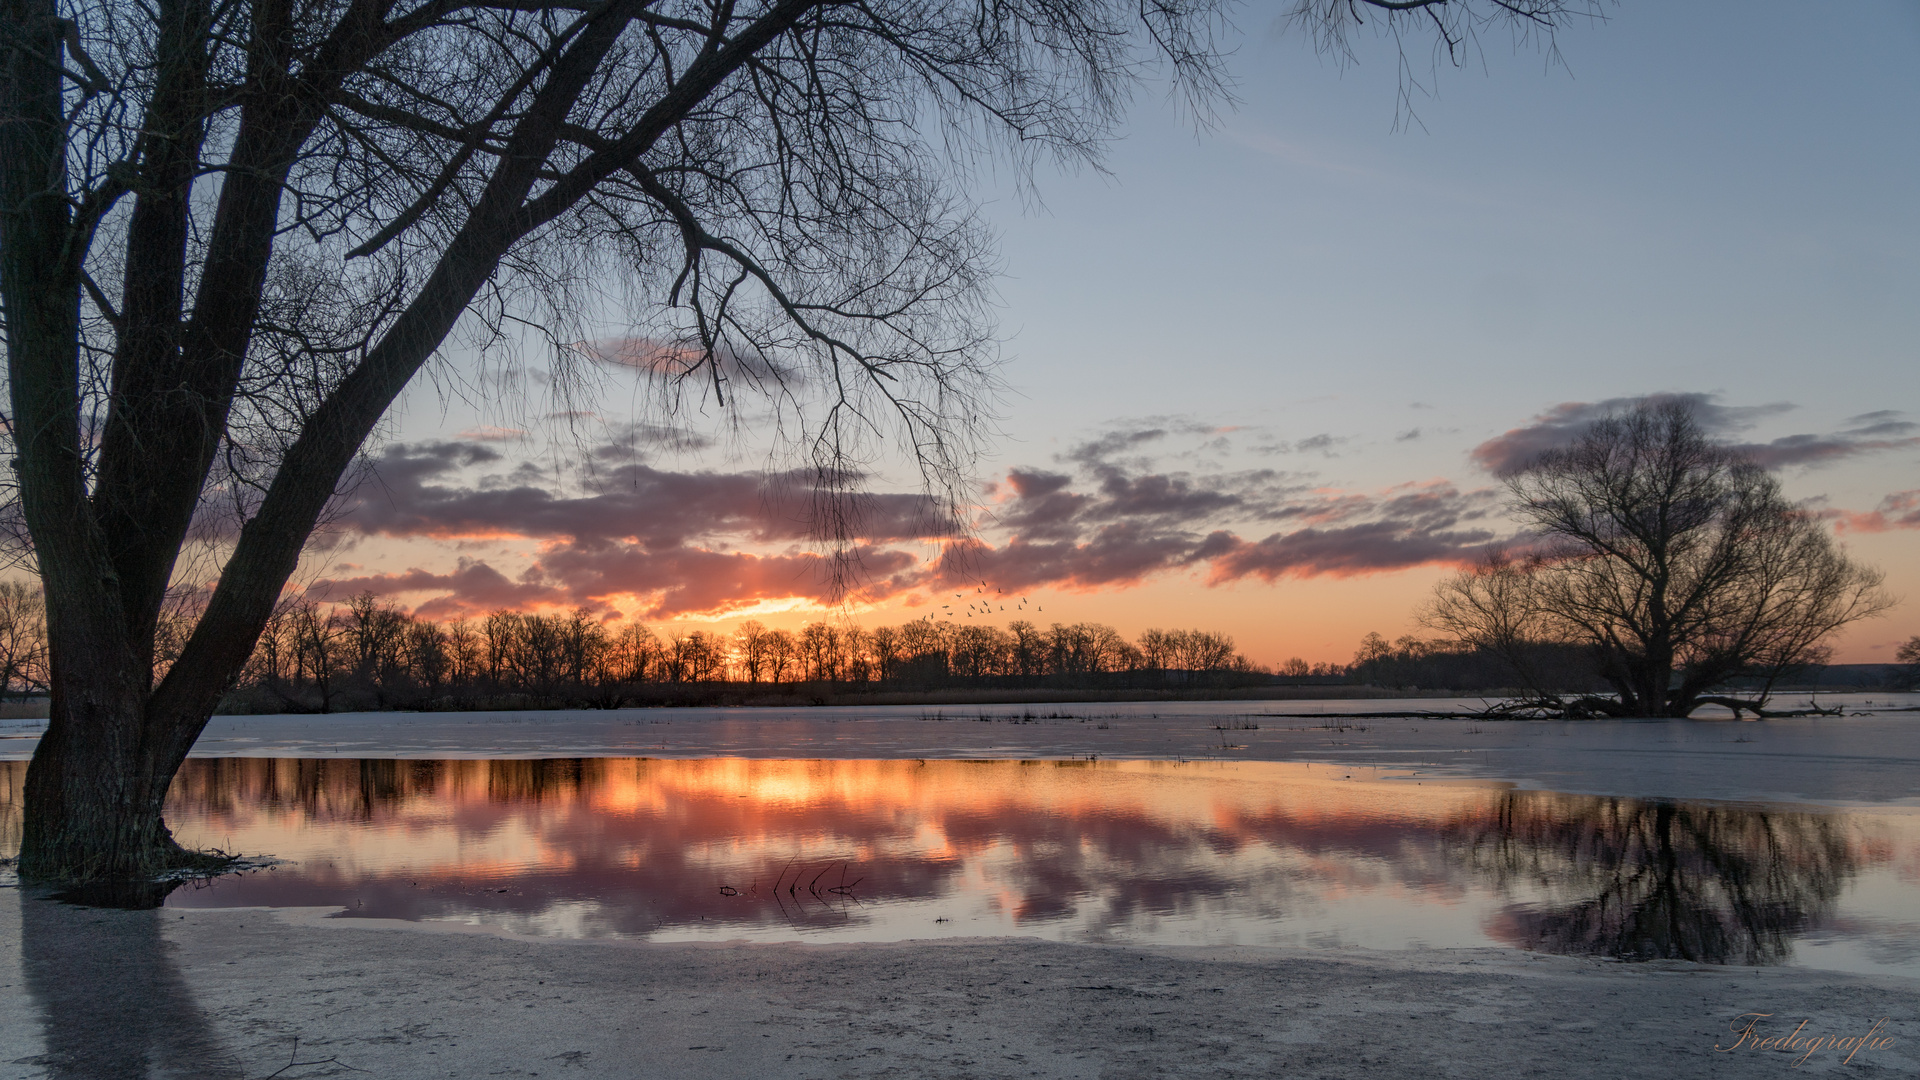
(1896, 637), (1920, 692)
(0, 580), (48, 697)
(1424, 401), (1891, 717)
(763, 628), (798, 685)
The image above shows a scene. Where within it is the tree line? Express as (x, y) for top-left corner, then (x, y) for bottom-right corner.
(203, 596), (1272, 711)
(1344, 632), (1608, 695)
(3, 573), (1911, 711)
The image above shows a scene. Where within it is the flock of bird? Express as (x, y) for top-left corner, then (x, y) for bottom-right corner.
(938, 584), (1040, 621)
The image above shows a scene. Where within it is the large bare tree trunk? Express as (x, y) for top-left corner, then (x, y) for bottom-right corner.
(6, 0), (654, 882)
(21, 693), (205, 881)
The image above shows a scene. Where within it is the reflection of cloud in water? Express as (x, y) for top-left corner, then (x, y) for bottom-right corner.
(6, 759), (1909, 968)
(152, 759), (1499, 936)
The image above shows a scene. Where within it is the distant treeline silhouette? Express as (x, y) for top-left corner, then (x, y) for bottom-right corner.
(1343, 632), (1611, 695)
(216, 593), (1297, 712)
(1342, 631), (1913, 698)
(0, 584), (1903, 711)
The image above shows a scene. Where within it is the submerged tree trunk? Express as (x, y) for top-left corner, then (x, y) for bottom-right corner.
(23, 704), (175, 882)
(21, 666), (214, 880)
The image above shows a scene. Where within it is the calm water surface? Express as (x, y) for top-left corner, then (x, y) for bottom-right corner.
(4, 757), (1916, 975)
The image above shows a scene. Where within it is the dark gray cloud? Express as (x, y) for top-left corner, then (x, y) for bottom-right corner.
(1470, 393), (1914, 477)
(344, 440), (952, 549)
(1730, 412), (1920, 469)
(952, 427), (1505, 591)
(1198, 520), (1499, 582)
(315, 438), (955, 617)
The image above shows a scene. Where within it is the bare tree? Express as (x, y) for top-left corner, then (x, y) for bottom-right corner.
(1424, 400), (1892, 718)
(2, 0), (1597, 881)
(288, 601), (346, 712)
(0, 580), (48, 697)
(343, 591), (410, 704)
(608, 622), (658, 683)
(734, 620), (770, 682)
(405, 619), (451, 698)
(866, 623), (901, 681)
(1895, 636), (1920, 692)
(762, 627), (797, 684)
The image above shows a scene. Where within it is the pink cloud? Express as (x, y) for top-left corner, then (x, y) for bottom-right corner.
(1833, 490), (1920, 534)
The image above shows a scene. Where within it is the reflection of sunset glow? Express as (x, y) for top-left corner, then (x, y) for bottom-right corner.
(3, 758), (1915, 973)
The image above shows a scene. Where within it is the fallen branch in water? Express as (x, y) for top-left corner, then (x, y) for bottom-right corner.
(1695, 696), (1844, 720)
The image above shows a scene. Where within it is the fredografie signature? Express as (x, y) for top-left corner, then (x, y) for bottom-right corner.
(1714, 1013), (1896, 1066)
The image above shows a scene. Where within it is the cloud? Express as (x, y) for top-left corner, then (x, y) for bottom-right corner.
(1728, 413), (1920, 470)
(1193, 481), (1502, 583)
(457, 426), (527, 443)
(1197, 519), (1498, 582)
(1470, 394), (1915, 477)
(948, 430), (1505, 593)
(309, 559), (566, 617)
(322, 425), (1511, 621)
(1833, 490), (1920, 534)
(343, 441), (951, 548)
(578, 336), (795, 387)
(310, 438), (964, 619)
(310, 544), (922, 622)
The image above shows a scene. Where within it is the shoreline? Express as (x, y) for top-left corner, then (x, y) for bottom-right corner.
(3, 679), (1907, 721)
(8, 695), (1917, 807)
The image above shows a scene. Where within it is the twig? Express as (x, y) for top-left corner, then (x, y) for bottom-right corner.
(259, 1036), (366, 1079)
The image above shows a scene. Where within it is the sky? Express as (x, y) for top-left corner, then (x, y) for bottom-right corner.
(340, 0), (1920, 666)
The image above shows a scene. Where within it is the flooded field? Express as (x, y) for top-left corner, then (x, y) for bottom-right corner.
(8, 756), (1915, 977)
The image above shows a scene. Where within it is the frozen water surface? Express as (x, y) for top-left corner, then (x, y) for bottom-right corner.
(2, 694), (1917, 977)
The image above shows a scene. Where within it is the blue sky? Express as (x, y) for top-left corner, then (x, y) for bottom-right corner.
(981, 1), (1918, 458)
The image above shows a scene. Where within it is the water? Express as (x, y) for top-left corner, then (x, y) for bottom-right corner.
(9, 756), (1915, 976)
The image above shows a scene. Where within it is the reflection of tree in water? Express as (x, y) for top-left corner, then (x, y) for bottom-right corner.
(138, 758), (1880, 956)
(166, 757), (605, 820)
(1, 760), (22, 858)
(155, 758), (1300, 935)
(1447, 793), (1862, 964)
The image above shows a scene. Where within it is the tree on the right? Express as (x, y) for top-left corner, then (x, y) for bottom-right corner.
(1896, 637), (1920, 692)
(1425, 399), (1893, 718)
